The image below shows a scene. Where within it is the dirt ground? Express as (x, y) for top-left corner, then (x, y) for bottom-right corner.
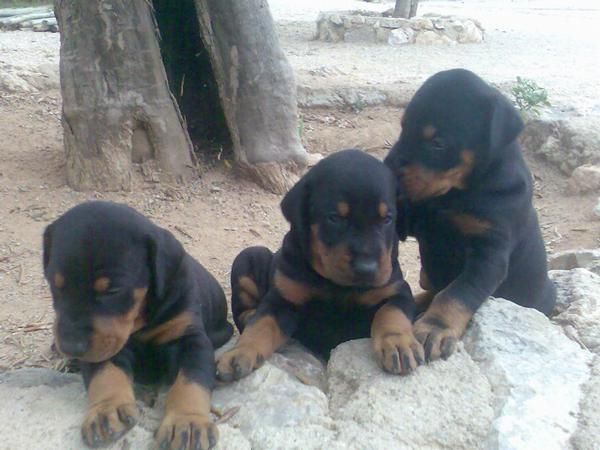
(1, 0), (599, 371)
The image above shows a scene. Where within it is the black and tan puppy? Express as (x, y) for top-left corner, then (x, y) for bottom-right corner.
(216, 149), (423, 381)
(43, 201), (233, 450)
(384, 69), (556, 362)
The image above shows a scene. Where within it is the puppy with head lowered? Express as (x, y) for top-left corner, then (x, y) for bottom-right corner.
(217, 149), (423, 381)
(43, 201), (233, 450)
(385, 69), (556, 362)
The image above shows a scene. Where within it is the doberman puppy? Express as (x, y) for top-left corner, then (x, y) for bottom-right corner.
(384, 69), (556, 362)
(216, 149), (423, 381)
(43, 201), (233, 450)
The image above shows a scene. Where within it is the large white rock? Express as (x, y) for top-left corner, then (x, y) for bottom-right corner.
(550, 268), (600, 353)
(212, 362), (332, 448)
(327, 339), (495, 450)
(570, 356), (600, 450)
(0, 368), (249, 450)
(463, 298), (593, 450)
(1, 293), (597, 450)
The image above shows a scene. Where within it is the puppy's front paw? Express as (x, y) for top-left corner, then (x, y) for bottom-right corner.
(372, 331), (424, 375)
(81, 399), (139, 447)
(156, 413), (217, 450)
(216, 345), (264, 382)
(413, 318), (459, 362)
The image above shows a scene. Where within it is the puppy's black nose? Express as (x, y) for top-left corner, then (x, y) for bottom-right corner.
(353, 258), (379, 279)
(58, 339), (89, 358)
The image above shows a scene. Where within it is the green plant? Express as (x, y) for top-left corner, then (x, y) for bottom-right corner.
(297, 117), (304, 138)
(511, 76), (551, 119)
(0, 0), (50, 6)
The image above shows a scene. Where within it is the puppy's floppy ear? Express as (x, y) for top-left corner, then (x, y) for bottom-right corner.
(146, 228), (185, 300)
(489, 93), (524, 151)
(280, 175), (311, 247)
(42, 223), (54, 273)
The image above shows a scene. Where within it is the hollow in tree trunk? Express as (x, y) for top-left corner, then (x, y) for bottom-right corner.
(56, 0), (308, 194)
(55, 0), (195, 191)
(393, 0), (419, 19)
(194, 0), (307, 194)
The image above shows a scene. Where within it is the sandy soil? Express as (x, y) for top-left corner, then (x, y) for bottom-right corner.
(0, 1), (598, 371)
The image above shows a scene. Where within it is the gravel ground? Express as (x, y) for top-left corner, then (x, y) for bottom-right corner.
(270, 0), (600, 116)
(1, 1), (599, 117)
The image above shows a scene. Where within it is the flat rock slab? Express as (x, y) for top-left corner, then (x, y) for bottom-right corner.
(316, 11), (484, 45)
(0, 296), (595, 450)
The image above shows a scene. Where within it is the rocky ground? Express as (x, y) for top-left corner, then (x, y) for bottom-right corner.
(0, 0), (599, 449)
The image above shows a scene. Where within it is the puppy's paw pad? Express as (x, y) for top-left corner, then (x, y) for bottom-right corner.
(81, 400), (139, 447)
(216, 346), (263, 382)
(374, 332), (424, 375)
(413, 319), (459, 362)
(156, 413), (218, 450)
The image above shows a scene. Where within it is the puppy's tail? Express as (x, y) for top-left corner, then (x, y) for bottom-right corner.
(230, 246), (274, 332)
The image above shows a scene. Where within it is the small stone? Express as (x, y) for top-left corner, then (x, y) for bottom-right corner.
(549, 248), (600, 274)
(388, 28), (415, 46)
(567, 164), (600, 194)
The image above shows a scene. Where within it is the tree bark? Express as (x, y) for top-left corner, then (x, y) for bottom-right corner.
(393, 0), (419, 19)
(55, 0), (194, 191)
(194, 0), (307, 194)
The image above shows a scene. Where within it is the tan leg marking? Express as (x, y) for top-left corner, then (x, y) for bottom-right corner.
(238, 276), (259, 298)
(414, 295), (473, 361)
(216, 315), (287, 382)
(156, 372), (217, 450)
(273, 270), (314, 305)
(81, 362), (139, 447)
(371, 303), (424, 374)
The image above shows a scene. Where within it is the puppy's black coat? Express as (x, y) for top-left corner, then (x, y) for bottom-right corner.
(384, 69), (556, 361)
(43, 201), (232, 450)
(217, 149), (423, 381)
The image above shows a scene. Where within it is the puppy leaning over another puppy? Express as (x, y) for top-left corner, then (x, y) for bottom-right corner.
(217, 149), (423, 382)
(43, 201), (233, 450)
(385, 69), (556, 362)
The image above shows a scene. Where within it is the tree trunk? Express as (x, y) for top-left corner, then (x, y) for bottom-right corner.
(194, 0), (307, 194)
(393, 0), (419, 19)
(55, 0), (194, 191)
